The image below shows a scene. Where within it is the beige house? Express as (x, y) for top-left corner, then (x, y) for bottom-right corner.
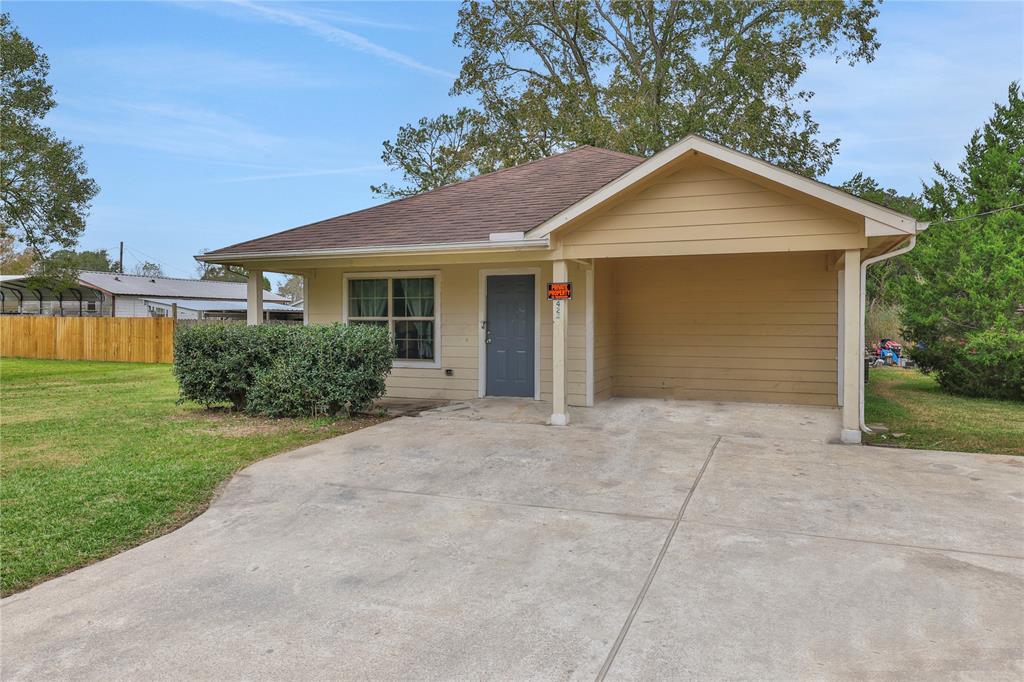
(199, 135), (927, 443)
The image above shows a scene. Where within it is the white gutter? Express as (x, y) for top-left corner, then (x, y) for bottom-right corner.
(195, 238), (550, 263)
(858, 228), (926, 433)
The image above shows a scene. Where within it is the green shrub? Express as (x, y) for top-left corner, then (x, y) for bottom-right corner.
(914, 324), (1024, 401)
(173, 324), (292, 409)
(173, 323), (394, 416)
(899, 82), (1023, 401)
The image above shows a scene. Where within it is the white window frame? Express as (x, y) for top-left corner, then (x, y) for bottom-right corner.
(478, 267), (542, 400)
(342, 270), (442, 369)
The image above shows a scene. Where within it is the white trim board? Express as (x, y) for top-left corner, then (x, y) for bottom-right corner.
(585, 265), (595, 407)
(197, 239), (550, 263)
(527, 134), (927, 239)
(477, 267), (543, 401)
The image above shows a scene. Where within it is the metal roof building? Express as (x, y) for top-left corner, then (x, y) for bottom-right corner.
(1, 271), (292, 320)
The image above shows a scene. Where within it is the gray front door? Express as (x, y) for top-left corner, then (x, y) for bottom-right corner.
(485, 274), (535, 397)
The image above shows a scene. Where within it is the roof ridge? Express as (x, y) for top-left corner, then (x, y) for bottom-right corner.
(431, 145), (595, 190)
(79, 270), (253, 286)
(204, 145), (616, 256)
(589, 146), (647, 162)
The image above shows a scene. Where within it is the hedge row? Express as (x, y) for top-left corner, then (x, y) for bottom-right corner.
(173, 323), (394, 417)
(912, 324), (1024, 401)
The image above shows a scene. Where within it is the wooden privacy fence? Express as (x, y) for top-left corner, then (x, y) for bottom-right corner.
(0, 317), (176, 364)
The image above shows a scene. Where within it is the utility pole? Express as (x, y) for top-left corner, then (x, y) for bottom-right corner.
(118, 241), (124, 274)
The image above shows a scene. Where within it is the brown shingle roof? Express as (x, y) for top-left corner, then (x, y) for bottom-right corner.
(205, 146), (644, 257)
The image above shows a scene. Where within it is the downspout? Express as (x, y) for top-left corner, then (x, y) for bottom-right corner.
(858, 234), (918, 434)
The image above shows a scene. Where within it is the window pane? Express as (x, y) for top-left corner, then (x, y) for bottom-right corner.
(351, 319), (388, 328)
(349, 279), (387, 317)
(394, 320), (434, 360)
(393, 277), (434, 318)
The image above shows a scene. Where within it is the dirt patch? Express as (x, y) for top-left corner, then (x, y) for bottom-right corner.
(171, 409), (390, 438)
(169, 409), (284, 436)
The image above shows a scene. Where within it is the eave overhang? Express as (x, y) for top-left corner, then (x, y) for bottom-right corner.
(195, 237), (551, 264)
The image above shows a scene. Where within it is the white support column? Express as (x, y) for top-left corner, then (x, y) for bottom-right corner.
(302, 275), (309, 325)
(585, 264), (595, 407)
(550, 259), (570, 426)
(247, 269), (264, 326)
(837, 269), (844, 407)
(841, 249), (861, 443)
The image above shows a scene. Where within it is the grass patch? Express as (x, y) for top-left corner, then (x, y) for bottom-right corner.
(864, 366), (1024, 455)
(0, 358), (387, 595)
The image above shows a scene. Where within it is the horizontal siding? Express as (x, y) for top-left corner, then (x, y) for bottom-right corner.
(306, 261), (588, 406)
(609, 252), (838, 407)
(615, 386), (837, 407)
(560, 161), (865, 258)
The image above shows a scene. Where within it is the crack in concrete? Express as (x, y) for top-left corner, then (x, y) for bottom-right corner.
(683, 519), (1024, 561)
(595, 436), (722, 681)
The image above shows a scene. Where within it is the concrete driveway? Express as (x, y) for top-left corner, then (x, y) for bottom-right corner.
(3, 398), (1022, 680)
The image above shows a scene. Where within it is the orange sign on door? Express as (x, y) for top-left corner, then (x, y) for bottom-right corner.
(547, 281), (573, 300)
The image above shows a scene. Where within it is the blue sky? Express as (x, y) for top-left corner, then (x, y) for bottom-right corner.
(7, 1), (1023, 284)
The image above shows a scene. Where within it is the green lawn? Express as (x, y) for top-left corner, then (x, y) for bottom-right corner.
(865, 366), (1024, 455)
(0, 358), (385, 595)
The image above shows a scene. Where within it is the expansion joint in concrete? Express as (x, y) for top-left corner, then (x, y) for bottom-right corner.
(595, 436), (722, 681)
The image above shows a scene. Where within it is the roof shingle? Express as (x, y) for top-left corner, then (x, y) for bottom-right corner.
(205, 146), (644, 257)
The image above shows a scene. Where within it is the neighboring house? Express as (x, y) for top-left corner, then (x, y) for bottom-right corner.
(199, 135), (927, 443)
(0, 271), (292, 320)
(140, 298), (302, 322)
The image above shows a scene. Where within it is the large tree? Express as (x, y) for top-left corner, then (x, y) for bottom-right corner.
(276, 274), (304, 303)
(195, 254), (271, 291)
(899, 82), (1024, 400)
(838, 173), (924, 306)
(47, 247), (116, 272)
(0, 13), (98, 268)
(132, 261), (165, 278)
(375, 0), (880, 197)
(0, 236), (32, 274)
(371, 108), (485, 198)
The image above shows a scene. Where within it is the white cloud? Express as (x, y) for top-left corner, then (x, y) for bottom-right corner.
(49, 98), (288, 161)
(70, 46), (333, 90)
(189, 0), (456, 80)
(297, 6), (426, 32)
(214, 165), (388, 183)
(799, 1), (1023, 192)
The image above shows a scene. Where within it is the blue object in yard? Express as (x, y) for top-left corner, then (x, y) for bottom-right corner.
(880, 348), (899, 365)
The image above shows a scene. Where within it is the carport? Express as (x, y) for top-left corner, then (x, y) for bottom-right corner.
(197, 135), (928, 443)
(592, 251), (840, 407)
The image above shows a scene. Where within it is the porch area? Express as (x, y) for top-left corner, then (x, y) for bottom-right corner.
(420, 395), (842, 443)
(242, 248), (865, 441)
(591, 252), (841, 408)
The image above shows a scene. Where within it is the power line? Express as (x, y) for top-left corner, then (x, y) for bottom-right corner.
(122, 245), (195, 278)
(932, 202), (1024, 224)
